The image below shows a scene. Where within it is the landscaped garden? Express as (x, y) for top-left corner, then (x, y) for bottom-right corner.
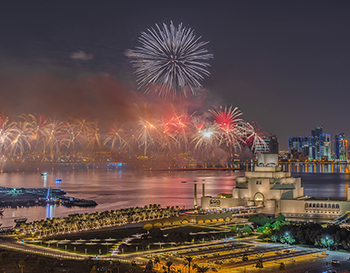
(24, 224), (232, 256)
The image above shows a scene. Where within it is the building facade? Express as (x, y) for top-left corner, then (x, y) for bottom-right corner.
(288, 126), (331, 160)
(334, 133), (348, 160)
(268, 135), (279, 154)
(201, 154), (350, 221)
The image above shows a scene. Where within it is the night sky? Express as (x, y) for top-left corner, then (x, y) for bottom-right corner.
(1, 1), (350, 149)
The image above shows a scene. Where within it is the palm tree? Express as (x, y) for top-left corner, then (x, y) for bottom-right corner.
(184, 257), (193, 273)
(114, 260), (121, 273)
(90, 266), (98, 273)
(145, 260), (153, 273)
(18, 260), (25, 273)
(196, 266), (209, 273)
(154, 256), (160, 270)
(279, 262), (285, 271)
(166, 261), (173, 273)
(130, 260), (137, 273)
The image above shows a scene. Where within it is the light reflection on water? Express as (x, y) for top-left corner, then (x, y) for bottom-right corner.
(0, 169), (241, 226)
(1, 166), (350, 227)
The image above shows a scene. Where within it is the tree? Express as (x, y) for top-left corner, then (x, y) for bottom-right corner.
(242, 225), (253, 235)
(130, 261), (137, 273)
(90, 266), (98, 273)
(18, 260), (25, 273)
(279, 262), (286, 271)
(277, 215), (286, 222)
(154, 256), (160, 270)
(184, 257), (193, 273)
(248, 214), (274, 226)
(115, 260), (121, 273)
(255, 259), (263, 269)
(196, 266), (209, 273)
(166, 261), (173, 273)
(145, 260), (153, 273)
(231, 225), (238, 234)
(242, 254), (248, 262)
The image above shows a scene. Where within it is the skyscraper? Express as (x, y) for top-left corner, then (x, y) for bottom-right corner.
(268, 135), (279, 154)
(288, 126), (331, 160)
(335, 133), (348, 160)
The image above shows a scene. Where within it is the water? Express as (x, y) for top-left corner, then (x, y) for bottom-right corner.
(0, 169), (241, 226)
(1, 166), (350, 227)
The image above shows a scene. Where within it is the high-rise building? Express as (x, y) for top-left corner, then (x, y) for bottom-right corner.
(335, 133), (348, 160)
(318, 133), (331, 159)
(311, 126), (323, 137)
(268, 135), (279, 154)
(288, 126), (331, 160)
(288, 137), (308, 153)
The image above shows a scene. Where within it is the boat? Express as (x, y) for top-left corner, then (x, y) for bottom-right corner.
(40, 173), (48, 176)
(181, 181), (187, 183)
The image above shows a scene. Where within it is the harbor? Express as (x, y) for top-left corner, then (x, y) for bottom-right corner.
(0, 185), (97, 209)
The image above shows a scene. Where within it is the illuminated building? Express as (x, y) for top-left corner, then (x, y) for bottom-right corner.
(288, 137), (308, 153)
(201, 154), (350, 222)
(335, 133), (348, 160)
(288, 126), (331, 160)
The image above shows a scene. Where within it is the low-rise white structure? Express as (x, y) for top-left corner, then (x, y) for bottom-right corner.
(201, 154), (350, 221)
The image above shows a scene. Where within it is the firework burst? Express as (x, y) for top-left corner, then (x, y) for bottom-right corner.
(127, 21), (213, 97)
(210, 106), (245, 149)
(245, 121), (268, 152)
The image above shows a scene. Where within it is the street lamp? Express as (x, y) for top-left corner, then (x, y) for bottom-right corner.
(285, 232), (289, 245)
(325, 236), (329, 251)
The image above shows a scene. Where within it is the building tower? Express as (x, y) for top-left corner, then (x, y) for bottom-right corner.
(268, 135), (279, 154)
(335, 133), (348, 160)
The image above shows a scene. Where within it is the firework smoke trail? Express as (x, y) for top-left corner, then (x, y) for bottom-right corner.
(127, 21), (213, 97)
(137, 118), (159, 157)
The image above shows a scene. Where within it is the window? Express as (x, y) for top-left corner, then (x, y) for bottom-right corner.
(316, 203), (319, 208)
(320, 204), (323, 208)
(336, 204), (339, 209)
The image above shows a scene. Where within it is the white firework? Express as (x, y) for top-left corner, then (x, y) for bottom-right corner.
(127, 21), (213, 97)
